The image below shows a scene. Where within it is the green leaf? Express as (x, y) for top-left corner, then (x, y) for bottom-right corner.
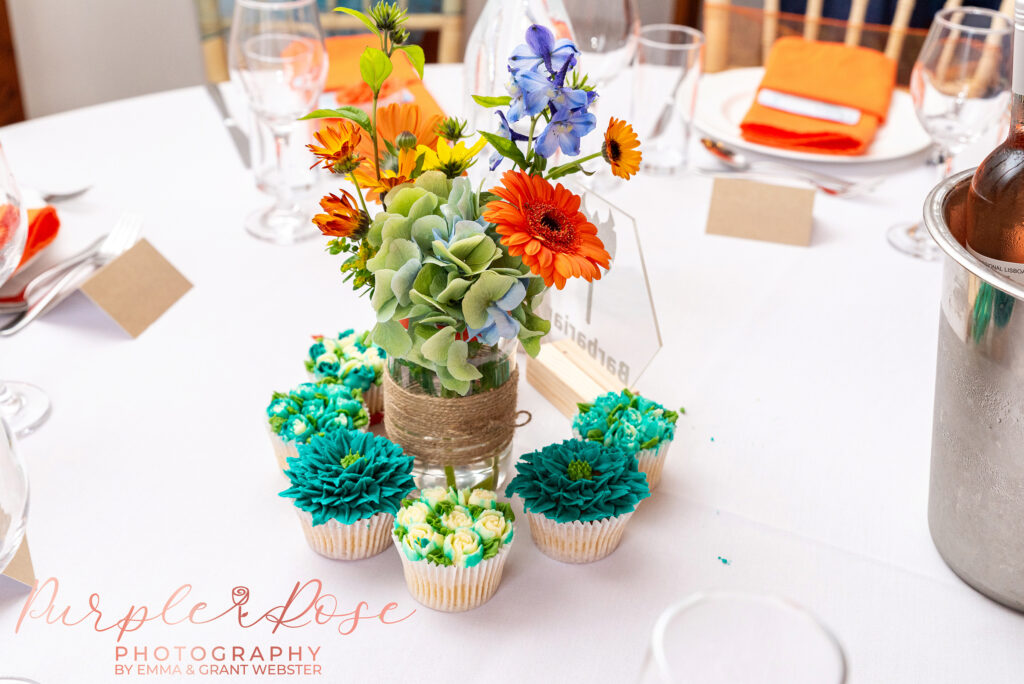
(448, 340), (483, 382)
(422, 326), (456, 365)
(360, 47), (393, 93)
(479, 131), (528, 170)
(520, 334), (541, 357)
(335, 7), (379, 35)
(471, 95), (513, 108)
(372, 320), (412, 357)
(395, 45), (425, 79)
(300, 107), (372, 133)
(463, 271), (515, 328)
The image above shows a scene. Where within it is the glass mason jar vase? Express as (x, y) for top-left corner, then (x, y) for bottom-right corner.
(384, 336), (520, 490)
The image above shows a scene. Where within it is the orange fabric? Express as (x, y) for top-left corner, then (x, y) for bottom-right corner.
(17, 207), (60, 271)
(324, 35), (445, 123)
(739, 37), (897, 155)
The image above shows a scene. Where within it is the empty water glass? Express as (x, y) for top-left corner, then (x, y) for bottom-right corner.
(633, 25), (705, 175)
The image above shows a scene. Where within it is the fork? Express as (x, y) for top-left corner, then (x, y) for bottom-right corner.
(0, 213), (142, 336)
(0, 235), (107, 314)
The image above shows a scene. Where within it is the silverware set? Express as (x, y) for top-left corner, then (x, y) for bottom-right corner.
(698, 137), (882, 197)
(0, 212), (142, 336)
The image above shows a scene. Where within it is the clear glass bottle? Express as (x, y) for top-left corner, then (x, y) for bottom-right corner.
(966, 1), (1024, 283)
(462, 0), (576, 137)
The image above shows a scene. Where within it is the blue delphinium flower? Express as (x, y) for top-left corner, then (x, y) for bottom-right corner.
(467, 280), (527, 344)
(535, 107), (597, 157)
(490, 110), (530, 170)
(508, 24), (579, 75)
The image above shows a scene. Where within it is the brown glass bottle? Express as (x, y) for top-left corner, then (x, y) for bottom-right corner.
(966, 83), (1024, 283)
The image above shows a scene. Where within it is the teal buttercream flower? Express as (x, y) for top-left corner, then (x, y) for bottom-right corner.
(573, 389), (680, 455)
(266, 381), (370, 445)
(505, 439), (650, 523)
(305, 330), (386, 389)
(393, 487), (515, 567)
(279, 430), (415, 526)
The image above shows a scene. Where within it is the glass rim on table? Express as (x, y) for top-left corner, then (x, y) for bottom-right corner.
(644, 590), (848, 684)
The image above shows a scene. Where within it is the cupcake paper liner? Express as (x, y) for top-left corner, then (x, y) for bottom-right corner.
(526, 510), (634, 564)
(573, 429), (673, 492)
(363, 383), (384, 417)
(268, 424), (300, 472)
(296, 509), (393, 560)
(392, 535), (513, 612)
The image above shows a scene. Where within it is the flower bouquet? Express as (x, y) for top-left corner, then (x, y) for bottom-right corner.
(302, 3), (642, 489)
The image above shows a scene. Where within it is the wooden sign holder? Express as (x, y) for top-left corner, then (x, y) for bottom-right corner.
(525, 338), (628, 418)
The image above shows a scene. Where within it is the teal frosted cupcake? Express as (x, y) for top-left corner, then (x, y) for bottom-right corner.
(505, 439), (649, 563)
(266, 381), (370, 470)
(392, 487), (515, 612)
(280, 430), (414, 560)
(306, 330), (386, 417)
(573, 389), (680, 491)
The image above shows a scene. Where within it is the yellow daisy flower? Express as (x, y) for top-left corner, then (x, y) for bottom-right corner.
(416, 138), (488, 178)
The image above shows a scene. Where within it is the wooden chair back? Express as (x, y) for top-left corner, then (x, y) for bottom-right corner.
(194, 0), (465, 83)
(703, 0), (1012, 85)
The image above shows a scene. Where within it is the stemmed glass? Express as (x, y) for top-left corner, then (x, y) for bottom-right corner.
(888, 7), (1011, 260)
(0, 145), (49, 437)
(229, 0), (327, 244)
(0, 417), (27, 577)
(563, 0), (640, 188)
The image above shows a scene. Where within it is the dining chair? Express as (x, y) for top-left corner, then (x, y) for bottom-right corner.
(702, 0), (1013, 84)
(193, 0), (465, 83)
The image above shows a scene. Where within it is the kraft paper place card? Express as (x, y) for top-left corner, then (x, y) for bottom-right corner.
(706, 178), (816, 246)
(2, 537), (35, 589)
(79, 239), (192, 338)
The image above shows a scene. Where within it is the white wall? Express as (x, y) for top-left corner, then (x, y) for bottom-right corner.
(8, 0), (206, 118)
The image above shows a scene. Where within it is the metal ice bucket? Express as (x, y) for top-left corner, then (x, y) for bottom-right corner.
(924, 169), (1024, 612)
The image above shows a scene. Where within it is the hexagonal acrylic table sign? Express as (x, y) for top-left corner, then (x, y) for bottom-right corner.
(526, 183), (663, 417)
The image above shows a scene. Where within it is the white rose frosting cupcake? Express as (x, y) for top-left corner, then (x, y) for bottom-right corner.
(392, 487), (515, 612)
(305, 330), (386, 419)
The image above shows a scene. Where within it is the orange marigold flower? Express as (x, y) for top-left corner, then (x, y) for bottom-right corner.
(602, 118), (642, 179)
(483, 170), (611, 290)
(355, 169), (411, 204)
(307, 120), (363, 173)
(312, 190), (369, 238)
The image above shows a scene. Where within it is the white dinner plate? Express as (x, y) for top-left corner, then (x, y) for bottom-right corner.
(693, 67), (932, 164)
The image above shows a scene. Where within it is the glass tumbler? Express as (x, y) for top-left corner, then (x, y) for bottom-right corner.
(633, 25), (705, 175)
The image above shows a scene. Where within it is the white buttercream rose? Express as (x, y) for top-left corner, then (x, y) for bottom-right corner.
(396, 501), (431, 527)
(468, 489), (497, 509)
(443, 528), (483, 567)
(419, 487), (449, 508)
(401, 522), (443, 561)
(472, 509), (508, 541)
(442, 505), (474, 530)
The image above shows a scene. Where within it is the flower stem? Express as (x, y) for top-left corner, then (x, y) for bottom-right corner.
(525, 115), (539, 168)
(348, 172), (370, 215)
(544, 151), (603, 180)
(371, 92), (381, 181)
(444, 464), (457, 488)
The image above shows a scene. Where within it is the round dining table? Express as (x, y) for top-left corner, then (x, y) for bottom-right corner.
(0, 64), (1021, 682)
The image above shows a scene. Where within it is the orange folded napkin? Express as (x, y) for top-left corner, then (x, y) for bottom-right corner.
(739, 37), (897, 156)
(18, 207), (60, 271)
(324, 34), (446, 123)
(0, 205), (59, 273)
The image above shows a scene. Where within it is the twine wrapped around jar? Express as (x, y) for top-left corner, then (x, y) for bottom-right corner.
(383, 369), (530, 468)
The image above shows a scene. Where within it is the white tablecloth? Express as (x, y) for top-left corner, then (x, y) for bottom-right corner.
(0, 65), (1021, 683)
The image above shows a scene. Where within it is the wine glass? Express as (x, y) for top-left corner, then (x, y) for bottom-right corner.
(637, 592), (848, 683)
(228, 0), (327, 244)
(563, 0), (640, 188)
(0, 417), (27, 577)
(888, 7), (1011, 260)
(0, 145), (49, 437)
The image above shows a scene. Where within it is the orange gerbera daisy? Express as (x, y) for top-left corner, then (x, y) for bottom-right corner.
(356, 103), (442, 163)
(312, 190), (369, 238)
(483, 171), (611, 290)
(308, 120), (363, 173)
(602, 118), (642, 179)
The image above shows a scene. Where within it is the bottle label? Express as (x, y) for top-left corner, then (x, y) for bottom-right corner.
(967, 244), (1024, 285)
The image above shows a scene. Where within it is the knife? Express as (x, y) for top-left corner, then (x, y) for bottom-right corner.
(205, 83), (252, 169)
